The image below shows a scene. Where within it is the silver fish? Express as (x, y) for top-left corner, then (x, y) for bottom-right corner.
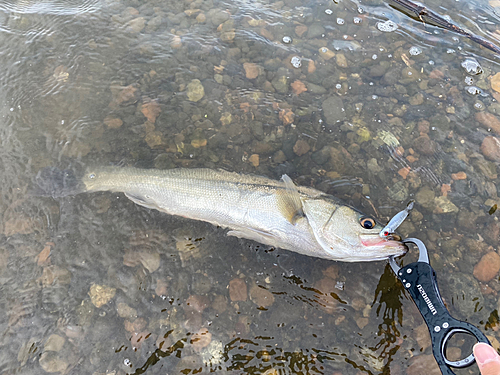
(52, 166), (406, 262)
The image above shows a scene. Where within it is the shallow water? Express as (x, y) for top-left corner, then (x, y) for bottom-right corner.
(1, 0), (500, 373)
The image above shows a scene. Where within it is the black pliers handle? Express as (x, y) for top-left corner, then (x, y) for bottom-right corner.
(389, 238), (490, 375)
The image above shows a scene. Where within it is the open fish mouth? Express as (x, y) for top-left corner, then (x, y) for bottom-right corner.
(360, 235), (407, 256)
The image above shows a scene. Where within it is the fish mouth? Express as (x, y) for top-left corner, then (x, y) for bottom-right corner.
(360, 235), (407, 256)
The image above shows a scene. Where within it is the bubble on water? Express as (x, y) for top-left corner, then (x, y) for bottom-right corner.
(474, 101), (484, 110)
(353, 17), (362, 24)
(320, 47), (328, 53)
(357, 6), (364, 13)
(325, 8), (333, 15)
(377, 20), (398, 32)
(429, 60), (435, 65)
(446, 48), (455, 54)
(409, 46), (422, 56)
(124, 359), (132, 367)
(372, 95), (378, 100)
(461, 57), (483, 75)
(466, 86), (482, 96)
(337, 18), (345, 25)
(290, 56), (302, 68)
(464, 76), (474, 85)
(282, 36), (292, 44)
(335, 83), (342, 89)
(372, 54), (377, 60)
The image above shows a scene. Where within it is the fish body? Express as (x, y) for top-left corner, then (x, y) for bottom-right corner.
(71, 166), (406, 262)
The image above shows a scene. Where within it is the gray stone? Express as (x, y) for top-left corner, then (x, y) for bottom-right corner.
(387, 181), (408, 201)
(307, 23), (325, 38)
(442, 272), (483, 319)
(322, 96), (346, 125)
(305, 82), (327, 94)
(311, 146), (331, 165)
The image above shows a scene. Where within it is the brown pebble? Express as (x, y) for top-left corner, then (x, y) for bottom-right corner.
(417, 120), (430, 133)
(190, 328), (212, 351)
(249, 284), (275, 308)
(321, 265), (339, 279)
(185, 295), (210, 313)
(293, 139), (310, 156)
(155, 278), (168, 296)
(229, 278), (247, 301)
(451, 171), (467, 180)
(476, 112), (500, 135)
(473, 252), (500, 282)
(313, 277), (338, 314)
(248, 154), (259, 167)
(481, 136), (500, 162)
(413, 135), (437, 156)
(104, 116), (123, 129)
(243, 62), (260, 79)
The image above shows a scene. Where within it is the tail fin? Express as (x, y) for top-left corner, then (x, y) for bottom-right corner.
(32, 167), (85, 198)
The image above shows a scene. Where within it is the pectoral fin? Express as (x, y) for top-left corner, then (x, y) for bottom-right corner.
(276, 174), (304, 224)
(125, 193), (160, 211)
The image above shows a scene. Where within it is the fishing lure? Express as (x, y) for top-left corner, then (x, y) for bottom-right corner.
(380, 200), (414, 238)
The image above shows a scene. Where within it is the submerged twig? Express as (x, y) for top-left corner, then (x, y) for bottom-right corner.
(390, 0), (500, 55)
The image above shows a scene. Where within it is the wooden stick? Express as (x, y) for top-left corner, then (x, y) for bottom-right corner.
(390, 0), (500, 55)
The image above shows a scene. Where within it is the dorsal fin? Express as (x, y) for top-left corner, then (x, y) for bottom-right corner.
(276, 174), (304, 224)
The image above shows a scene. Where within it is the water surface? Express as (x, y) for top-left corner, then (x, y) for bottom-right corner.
(1, 0), (500, 373)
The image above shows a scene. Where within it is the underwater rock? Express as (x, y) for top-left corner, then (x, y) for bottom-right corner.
(187, 79), (205, 102)
(473, 252), (500, 282)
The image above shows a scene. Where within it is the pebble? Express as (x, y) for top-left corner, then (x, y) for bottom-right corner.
(44, 334), (65, 352)
(39, 352), (68, 373)
(491, 72), (500, 93)
(322, 96), (346, 125)
(451, 171), (467, 180)
(249, 284), (275, 308)
(387, 180), (408, 201)
(475, 111), (500, 135)
(414, 323), (431, 351)
(313, 277), (338, 314)
(413, 135), (437, 155)
(191, 328), (212, 351)
(88, 284), (116, 308)
(336, 53), (347, 68)
(434, 196), (459, 213)
(473, 252), (500, 282)
(185, 295), (210, 313)
(126, 17), (146, 33)
(243, 62), (260, 79)
(318, 47), (335, 60)
(291, 80), (307, 95)
(186, 79), (205, 102)
(295, 25), (307, 37)
(141, 101), (161, 123)
(104, 116), (123, 129)
(117, 302), (137, 319)
(248, 154), (259, 167)
(229, 278), (247, 301)
(415, 186), (435, 208)
(293, 139), (310, 156)
(481, 136), (500, 161)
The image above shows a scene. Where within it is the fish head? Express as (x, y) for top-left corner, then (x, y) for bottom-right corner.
(303, 199), (407, 261)
(82, 167), (120, 192)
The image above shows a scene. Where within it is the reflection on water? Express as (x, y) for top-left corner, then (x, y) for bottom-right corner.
(1, 0), (500, 373)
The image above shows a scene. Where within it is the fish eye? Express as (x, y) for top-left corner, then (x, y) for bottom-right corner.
(360, 217), (376, 229)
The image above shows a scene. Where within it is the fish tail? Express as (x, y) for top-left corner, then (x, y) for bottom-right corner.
(31, 166), (85, 198)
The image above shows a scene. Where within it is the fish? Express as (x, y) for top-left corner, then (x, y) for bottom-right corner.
(35, 166), (406, 262)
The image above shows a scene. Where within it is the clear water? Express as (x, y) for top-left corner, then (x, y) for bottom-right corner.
(1, 0), (500, 373)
